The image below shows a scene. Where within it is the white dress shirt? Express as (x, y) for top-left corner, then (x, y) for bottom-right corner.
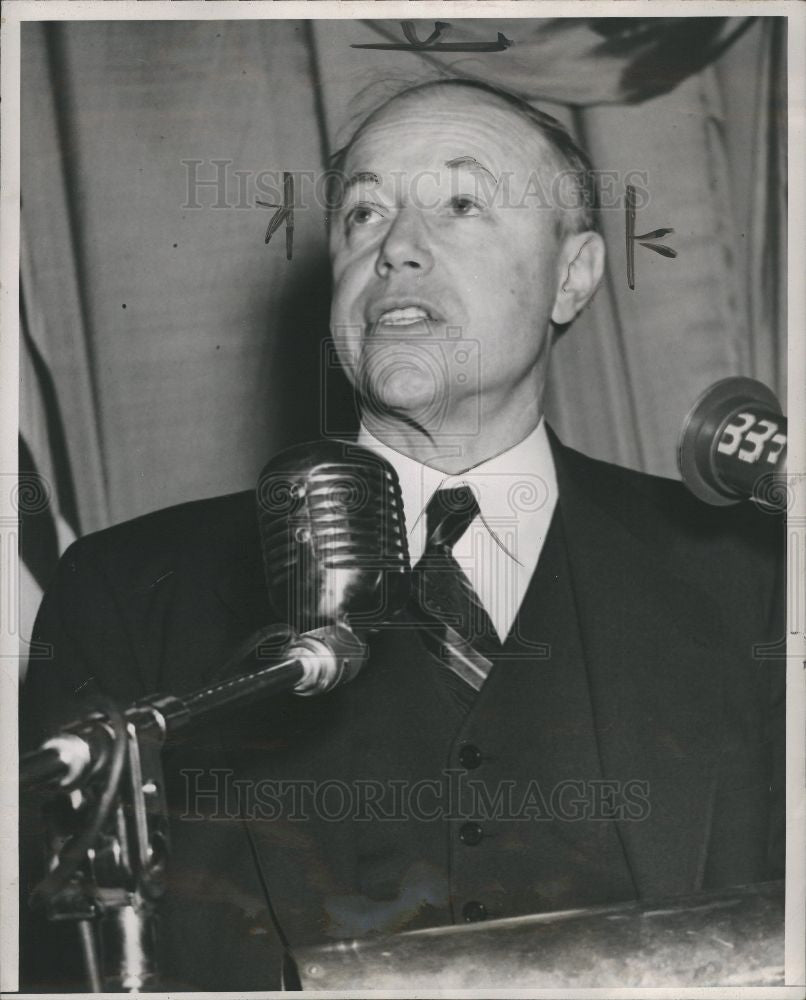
(357, 419), (559, 643)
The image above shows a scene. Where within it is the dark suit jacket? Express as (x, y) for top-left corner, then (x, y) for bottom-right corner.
(20, 434), (785, 991)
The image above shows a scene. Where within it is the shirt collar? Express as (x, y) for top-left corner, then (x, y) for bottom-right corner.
(357, 418), (558, 565)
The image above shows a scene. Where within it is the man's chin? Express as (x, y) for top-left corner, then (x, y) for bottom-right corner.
(355, 342), (445, 421)
(360, 375), (441, 424)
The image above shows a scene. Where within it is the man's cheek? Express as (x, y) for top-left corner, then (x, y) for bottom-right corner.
(510, 258), (555, 312)
(336, 255), (374, 305)
(331, 274), (361, 325)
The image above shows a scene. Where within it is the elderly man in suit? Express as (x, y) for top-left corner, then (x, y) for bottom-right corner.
(21, 79), (784, 991)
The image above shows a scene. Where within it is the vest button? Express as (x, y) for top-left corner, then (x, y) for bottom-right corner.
(462, 900), (487, 922)
(458, 744), (483, 769)
(459, 822), (483, 846)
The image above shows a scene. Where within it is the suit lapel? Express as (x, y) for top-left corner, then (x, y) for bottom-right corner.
(550, 433), (726, 896)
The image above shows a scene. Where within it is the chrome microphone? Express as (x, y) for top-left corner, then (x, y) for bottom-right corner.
(256, 439), (411, 692)
(678, 377), (787, 507)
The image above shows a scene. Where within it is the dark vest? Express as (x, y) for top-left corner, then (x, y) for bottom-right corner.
(446, 505), (637, 921)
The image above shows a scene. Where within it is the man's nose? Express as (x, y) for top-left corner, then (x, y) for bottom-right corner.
(375, 209), (434, 278)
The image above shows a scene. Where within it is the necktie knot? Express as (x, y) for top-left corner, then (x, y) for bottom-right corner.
(424, 486), (480, 553)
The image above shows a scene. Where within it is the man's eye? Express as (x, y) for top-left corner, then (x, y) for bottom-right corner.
(449, 195), (481, 216)
(346, 205), (383, 228)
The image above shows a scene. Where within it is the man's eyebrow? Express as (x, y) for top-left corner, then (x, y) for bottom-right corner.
(344, 170), (382, 192)
(445, 156), (498, 181)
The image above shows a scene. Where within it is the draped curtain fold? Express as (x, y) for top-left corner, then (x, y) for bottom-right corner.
(18, 17), (786, 669)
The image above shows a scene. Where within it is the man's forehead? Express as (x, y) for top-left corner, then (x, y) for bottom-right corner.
(343, 89), (551, 176)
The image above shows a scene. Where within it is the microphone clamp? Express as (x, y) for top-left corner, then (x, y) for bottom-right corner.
(287, 622), (369, 696)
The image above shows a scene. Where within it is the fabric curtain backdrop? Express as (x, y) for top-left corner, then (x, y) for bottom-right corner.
(18, 17), (786, 671)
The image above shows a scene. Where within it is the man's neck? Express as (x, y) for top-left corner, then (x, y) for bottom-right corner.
(361, 401), (544, 475)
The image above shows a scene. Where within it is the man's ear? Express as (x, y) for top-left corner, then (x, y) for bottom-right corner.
(551, 231), (606, 326)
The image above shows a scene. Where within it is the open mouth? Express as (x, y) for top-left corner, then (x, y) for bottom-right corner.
(375, 306), (433, 327)
(368, 298), (443, 329)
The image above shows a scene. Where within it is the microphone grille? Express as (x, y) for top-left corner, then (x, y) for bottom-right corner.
(256, 440), (410, 631)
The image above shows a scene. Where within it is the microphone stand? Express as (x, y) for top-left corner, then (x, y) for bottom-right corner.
(22, 623), (367, 993)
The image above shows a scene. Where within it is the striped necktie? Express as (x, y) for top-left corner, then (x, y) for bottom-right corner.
(412, 486), (501, 692)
